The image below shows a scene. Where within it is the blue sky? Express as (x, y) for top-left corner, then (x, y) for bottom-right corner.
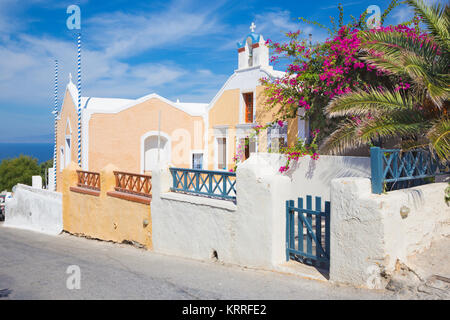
(0, 0), (432, 142)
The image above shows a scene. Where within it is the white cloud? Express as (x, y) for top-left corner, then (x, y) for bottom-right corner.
(254, 10), (329, 44)
(85, 1), (226, 59)
(392, 6), (414, 24)
(0, 0), (231, 108)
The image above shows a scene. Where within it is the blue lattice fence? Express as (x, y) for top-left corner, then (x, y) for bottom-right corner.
(371, 147), (449, 194)
(169, 168), (236, 201)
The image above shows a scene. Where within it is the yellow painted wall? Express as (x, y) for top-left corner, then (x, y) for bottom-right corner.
(207, 89), (240, 170)
(207, 85), (297, 170)
(62, 162), (152, 249)
(56, 91), (78, 192)
(88, 97), (205, 173)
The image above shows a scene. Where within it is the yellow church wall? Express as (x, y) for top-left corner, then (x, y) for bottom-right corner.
(88, 97), (205, 174)
(206, 85), (297, 170)
(62, 162), (152, 249)
(207, 89), (240, 170)
(287, 117), (299, 147)
(255, 85), (299, 148)
(56, 90), (79, 192)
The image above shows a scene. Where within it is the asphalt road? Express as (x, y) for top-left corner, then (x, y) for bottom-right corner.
(0, 224), (397, 300)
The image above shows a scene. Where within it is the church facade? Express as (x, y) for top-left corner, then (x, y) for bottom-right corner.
(55, 26), (309, 191)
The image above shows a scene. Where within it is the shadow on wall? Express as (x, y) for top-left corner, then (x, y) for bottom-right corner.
(285, 155), (371, 184)
(403, 188), (425, 210)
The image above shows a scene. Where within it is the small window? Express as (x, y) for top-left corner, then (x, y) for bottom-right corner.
(60, 147), (65, 172)
(192, 153), (203, 170)
(217, 138), (227, 170)
(268, 122), (288, 152)
(241, 137), (256, 160)
(65, 137), (71, 168)
(246, 38), (253, 67)
(243, 93), (253, 123)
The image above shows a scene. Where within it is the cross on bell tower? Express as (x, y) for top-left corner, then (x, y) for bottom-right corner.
(236, 22), (269, 70)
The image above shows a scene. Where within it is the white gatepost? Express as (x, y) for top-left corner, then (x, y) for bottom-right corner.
(32, 176), (43, 189)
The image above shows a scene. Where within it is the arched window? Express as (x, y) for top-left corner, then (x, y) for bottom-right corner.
(246, 38), (253, 67)
(140, 132), (171, 174)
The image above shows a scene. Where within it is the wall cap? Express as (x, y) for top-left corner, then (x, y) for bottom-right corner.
(160, 192), (237, 212)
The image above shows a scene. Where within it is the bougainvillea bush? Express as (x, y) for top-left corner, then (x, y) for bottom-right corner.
(322, 1), (449, 160)
(246, 1), (399, 172)
(253, 0), (448, 175)
(260, 0), (410, 144)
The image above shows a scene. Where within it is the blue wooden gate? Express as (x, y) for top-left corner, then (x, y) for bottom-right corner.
(286, 195), (330, 268)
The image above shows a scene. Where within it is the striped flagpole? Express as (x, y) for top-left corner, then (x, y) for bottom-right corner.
(53, 59), (58, 171)
(76, 33), (82, 167)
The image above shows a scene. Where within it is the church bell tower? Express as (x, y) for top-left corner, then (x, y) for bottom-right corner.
(237, 22), (269, 70)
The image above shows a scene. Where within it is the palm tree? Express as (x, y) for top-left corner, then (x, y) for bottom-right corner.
(321, 0), (449, 160)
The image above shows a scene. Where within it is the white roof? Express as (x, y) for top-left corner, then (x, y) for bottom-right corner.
(67, 81), (135, 111)
(64, 64), (284, 117)
(65, 80), (207, 117)
(174, 102), (208, 116)
(83, 97), (136, 111)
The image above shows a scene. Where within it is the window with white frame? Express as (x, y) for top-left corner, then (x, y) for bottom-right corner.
(239, 136), (257, 160)
(60, 147), (65, 172)
(243, 92), (254, 124)
(65, 136), (71, 168)
(267, 122), (288, 152)
(192, 153), (203, 170)
(217, 137), (227, 170)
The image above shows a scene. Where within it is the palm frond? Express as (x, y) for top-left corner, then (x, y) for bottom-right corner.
(426, 117), (450, 160)
(326, 88), (414, 118)
(404, 0), (450, 52)
(319, 120), (365, 154)
(360, 31), (450, 106)
(361, 30), (446, 65)
(357, 114), (428, 142)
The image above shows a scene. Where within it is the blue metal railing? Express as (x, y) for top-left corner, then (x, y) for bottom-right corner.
(169, 168), (236, 201)
(370, 147), (449, 194)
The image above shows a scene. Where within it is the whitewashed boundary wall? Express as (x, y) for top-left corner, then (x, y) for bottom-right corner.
(330, 178), (450, 288)
(151, 153), (371, 269)
(4, 184), (63, 235)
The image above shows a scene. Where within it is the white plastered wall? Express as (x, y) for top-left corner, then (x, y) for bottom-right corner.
(151, 153), (371, 269)
(330, 178), (450, 288)
(4, 184), (63, 235)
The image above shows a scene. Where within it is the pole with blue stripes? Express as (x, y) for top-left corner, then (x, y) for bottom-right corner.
(53, 59), (58, 190)
(76, 32), (82, 167)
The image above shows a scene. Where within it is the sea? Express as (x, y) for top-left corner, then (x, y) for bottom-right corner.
(0, 143), (54, 164)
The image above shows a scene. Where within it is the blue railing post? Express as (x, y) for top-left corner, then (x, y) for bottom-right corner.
(286, 200), (290, 262)
(172, 169), (177, 190)
(222, 175), (227, 197)
(371, 147), (384, 194)
(183, 171), (188, 191)
(208, 172), (213, 194)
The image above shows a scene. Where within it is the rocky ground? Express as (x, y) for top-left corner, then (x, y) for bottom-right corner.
(385, 236), (450, 300)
